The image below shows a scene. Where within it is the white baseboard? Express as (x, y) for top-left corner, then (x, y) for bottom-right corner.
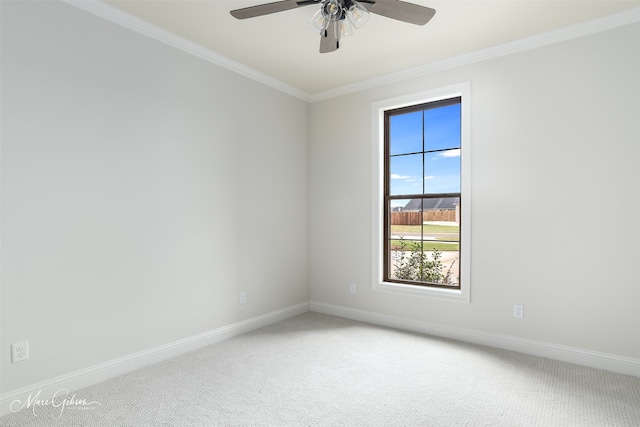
(4, 300), (636, 418)
(310, 301), (640, 378)
(0, 302), (309, 417)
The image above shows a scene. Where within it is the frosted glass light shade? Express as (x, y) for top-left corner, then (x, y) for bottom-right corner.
(335, 17), (352, 38)
(347, 1), (369, 29)
(308, 8), (329, 34)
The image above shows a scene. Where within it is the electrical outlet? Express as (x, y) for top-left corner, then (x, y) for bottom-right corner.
(349, 283), (356, 294)
(513, 304), (524, 319)
(12, 341), (29, 363)
(239, 291), (246, 305)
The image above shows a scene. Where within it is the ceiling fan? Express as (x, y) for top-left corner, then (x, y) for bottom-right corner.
(230, 0), (436, 53)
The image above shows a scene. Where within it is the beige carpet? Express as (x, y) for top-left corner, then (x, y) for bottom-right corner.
(2, 312), (639, 426)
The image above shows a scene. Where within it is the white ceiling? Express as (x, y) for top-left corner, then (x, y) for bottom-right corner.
(100, 0), (639, 97)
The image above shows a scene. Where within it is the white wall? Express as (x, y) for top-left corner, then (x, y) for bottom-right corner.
(2, 0), (638, 401)
(309, 23), (640, 359)
(1, 1), (308, 393)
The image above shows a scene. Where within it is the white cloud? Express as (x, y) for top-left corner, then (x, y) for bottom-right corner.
(424, 175), (435, 180)
(391, 174), (411, 179)
(439, 149), (461, 158)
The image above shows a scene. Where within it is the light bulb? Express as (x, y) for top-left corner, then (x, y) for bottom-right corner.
(309, 0), (345, 35)
(335, 17), (352, 38)
(323, 0), (343, 20)
(347, 0), (369, 29)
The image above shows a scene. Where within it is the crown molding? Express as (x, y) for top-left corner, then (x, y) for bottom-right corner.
(63, 1), (638, 104)
(62, 0), (312, 102)
(309, 6), (640, 102)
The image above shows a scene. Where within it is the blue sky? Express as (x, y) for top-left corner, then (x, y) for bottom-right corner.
(389, 103), (461, 205)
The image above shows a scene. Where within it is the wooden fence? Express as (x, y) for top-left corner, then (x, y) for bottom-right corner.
(391, 210), (457, 225)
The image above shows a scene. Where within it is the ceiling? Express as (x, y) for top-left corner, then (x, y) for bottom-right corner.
(101, 0), (639, 96)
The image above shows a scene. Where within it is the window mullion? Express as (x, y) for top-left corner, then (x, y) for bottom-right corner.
(420, 110), (425, 259)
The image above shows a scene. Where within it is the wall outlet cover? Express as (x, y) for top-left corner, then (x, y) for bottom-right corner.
(12, 341), (29, 363)
(514, 304), (524, 319)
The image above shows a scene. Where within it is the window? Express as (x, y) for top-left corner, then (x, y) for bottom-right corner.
(372, 83), (470, 302)
(385, 98), (461, 287)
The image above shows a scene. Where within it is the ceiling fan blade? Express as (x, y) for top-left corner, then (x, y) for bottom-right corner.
(365, 0), (435, 25)
(319, 21), (340, 53)
(231, 0), (308, 19)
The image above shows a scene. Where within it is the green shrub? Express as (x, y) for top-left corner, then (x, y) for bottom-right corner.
(392, 237), (457, 284)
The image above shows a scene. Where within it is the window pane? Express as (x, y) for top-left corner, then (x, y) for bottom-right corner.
(425, 245), (459, 286)
(424, 149), (460, 193)
(388, 197), (461, 286)
(420, 197), (460, 286)
(388, 241), (459, 286)
(389, 111), (422, 155)
(424, 103), (460, 152)
(422, 198), (460, 243)
(389, 199), (421, 243)
(388, 240), (424, 282)
(390, 154), (422, 195)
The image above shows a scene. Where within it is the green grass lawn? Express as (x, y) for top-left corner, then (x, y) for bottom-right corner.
(391, 224), (460, 234)
(389, 240), (459, 251)
(390, 224), (459, 247)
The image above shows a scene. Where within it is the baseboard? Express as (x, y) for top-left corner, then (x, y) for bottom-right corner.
(4, 300), (636, 418)
(0, 301), (309, 417)
(310, 301), (640, 378)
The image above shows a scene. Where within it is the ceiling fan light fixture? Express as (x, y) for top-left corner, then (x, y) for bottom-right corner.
(309, 0), (365, 38)
(231, 0), (436, 54)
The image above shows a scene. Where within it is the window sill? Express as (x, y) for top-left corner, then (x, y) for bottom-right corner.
(373, 280), (469, 303)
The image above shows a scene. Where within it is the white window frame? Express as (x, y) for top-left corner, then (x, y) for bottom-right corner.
(371, 82), (471, 303)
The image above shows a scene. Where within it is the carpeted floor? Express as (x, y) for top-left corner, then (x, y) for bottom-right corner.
(2, 312), (639, 426)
